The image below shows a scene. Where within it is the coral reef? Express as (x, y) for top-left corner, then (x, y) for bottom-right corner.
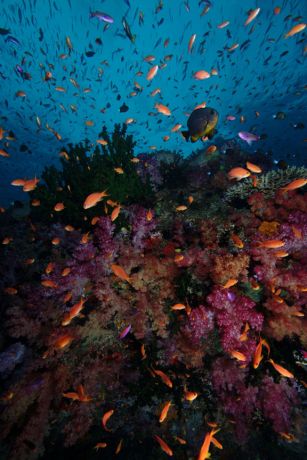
(225, 166), (307, 201)
(0, 142), (306, 460)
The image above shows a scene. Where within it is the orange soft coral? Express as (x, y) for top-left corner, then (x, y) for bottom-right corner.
(210, 252), (250, 285)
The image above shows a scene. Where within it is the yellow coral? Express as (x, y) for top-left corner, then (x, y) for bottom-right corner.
(258, 221), (280, 236)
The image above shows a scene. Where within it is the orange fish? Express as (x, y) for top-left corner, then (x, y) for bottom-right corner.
(16, 90), (26, 97)
(187, 195), (194, 204)
(61, 267), (71, 277)
(23, 177), (40, 192)
(62, 298), (87, 326)
(206, 145), (217, 155)
(24, 258), (35, 265)
(217, 20), (230, 29)
(140, 343), (146, 359)
(193, 70), (210, 80)
(184, 390), (198, 401)
(54, 202), (65, 212)
(246, 161), (262, 173)
(150, 88), (161, 97)
(62, 391), (80, 401)
(273, 250), (289, 258)
(144, 55), (155, 62)
(111, 206), (121, 222)
(228, 43), (239, 52)
(257, 239), (285, 249)
(211, 436), (223, 449)
(96, 139), (108, 146)
(115, 439), (123, 454)
(154, 369), (173, 388)
(228, 167), (251, 180)
(194, 101), (207, 110)
(41, 280), (58, 288)
(94, 443), (107, 450)
(130, 157), (140, 163)
(279, 432), (297, 442)
(64, 291), (72, 303)
(0, 149), (10, 157)
(111, 264), (131, 283)
(251, 174), (258, 187)
(54, 333), (73, 349)
(155, 103), (171, 116)
(102, 409), (114, 431)
(4, 287), (18, 295)
(268, 359), (294, 378)
(146, 209), (153, 221)
(231, 233), (244, 249)
(284, 23), (306, 38)
(55, 86), (66, 92)
(83, 191), (108, 209)
(147, 65), (159, 81)
(230, 350), (246, 361)
(244, 8), (261, 26)
(281, 178), (307, 191)
(154, 435), (173, 457)
(253, 339), (263, 369)
(291, 226), (302, 239)
(114, 167), (124, 174)
(45, 262), (55, 275)
(207, 422), (218, 428)
(188, 33), (196, 53)
(159, 401), (172, 423)
(198, 429), (218, 460)
(63, 385), (92, 402)
(171, 303), (186, 311)
(239, 322), (250, 342)
(222, 278), (238, 289)
(274, 6), (281, 15)
(174, 436), (187, 445)
(81, 232), (90, 245)
(2, 236), (12, 245)
(176, 205), (188, 212)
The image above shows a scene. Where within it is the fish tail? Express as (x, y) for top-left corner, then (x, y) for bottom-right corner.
(181, 130), (190, 141)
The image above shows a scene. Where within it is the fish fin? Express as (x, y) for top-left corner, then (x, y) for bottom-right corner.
(181, 130), (190, 141)
(207, 129), (217, 140)
(191, 135), (199, 142)
(246, 139), (252, 146)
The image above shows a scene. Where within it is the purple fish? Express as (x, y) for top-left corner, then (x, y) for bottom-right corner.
(227, 291), (236, 302)
(238, 131), (260, 146)
(15, 64), (24, 76)
(119, 324), (131, 339)
(90, 10), (114, 24)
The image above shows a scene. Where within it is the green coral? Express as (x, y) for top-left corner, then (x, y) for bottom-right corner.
(30, 124), (154, 228)
(225, 166), (307, 201)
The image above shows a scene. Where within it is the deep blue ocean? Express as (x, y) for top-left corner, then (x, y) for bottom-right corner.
(0, 0), (306, 205)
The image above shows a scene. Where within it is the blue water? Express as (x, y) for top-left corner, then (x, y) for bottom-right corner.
(0, 0), (306, 205)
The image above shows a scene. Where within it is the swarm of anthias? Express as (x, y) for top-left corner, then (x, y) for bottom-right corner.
(0, 182), (306, 460)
